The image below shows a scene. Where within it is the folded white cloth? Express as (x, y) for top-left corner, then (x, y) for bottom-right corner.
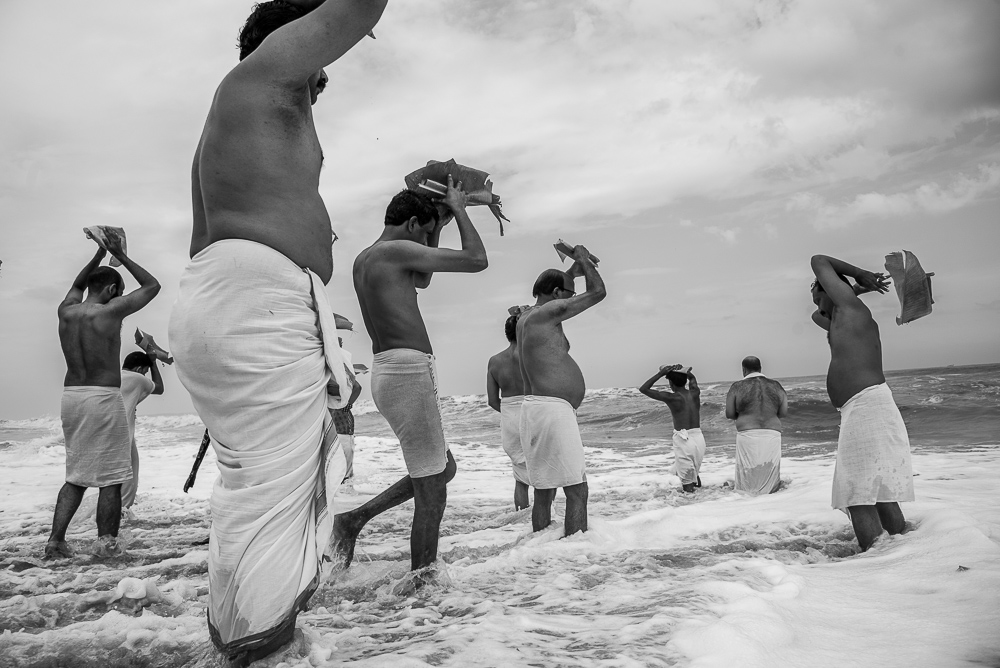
(832, 383), (915, 510)
(735, 429), (781, 495)
(168, 239), (352, 657)
(519, 395), (587, 489)
(62, 386), (131, 487)
(500, 396), (529, 485)
(884, 250), (934, 325)
(83, 226), (126, 267)
(672, 428), (706, 484)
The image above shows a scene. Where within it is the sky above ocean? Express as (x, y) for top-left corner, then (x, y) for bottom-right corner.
(1, 0), (999, 418)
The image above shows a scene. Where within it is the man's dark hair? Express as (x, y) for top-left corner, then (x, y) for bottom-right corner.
(385, 190), (438, 228)
(667, 371), (688, 387)
(87, 267), (124, 295)
(123, 352), (150, 373)
(504, 315), (518, 342)
(238, 1), (309, 61)
(532, 269), (570, 298)
(742, 356), (762, 373)
(811, 273), (851, 293)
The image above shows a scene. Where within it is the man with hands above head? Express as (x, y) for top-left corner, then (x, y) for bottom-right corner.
(810, 254), (914, 551)
(517, 245), (606, 537)
(640, 364), (705, 493)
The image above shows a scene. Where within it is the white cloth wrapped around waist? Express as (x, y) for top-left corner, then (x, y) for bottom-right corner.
(735, 429), (781, 495)
(168, 239), (352, 656)
(61, 386), (132, 487)
(519, 395), (587, 489)
(832, 383), (914, 511)
(500, 396), (529, 485)
(672, 428), (706, 484)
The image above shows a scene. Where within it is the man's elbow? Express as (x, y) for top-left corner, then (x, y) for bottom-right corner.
(470, 254), (489, 273)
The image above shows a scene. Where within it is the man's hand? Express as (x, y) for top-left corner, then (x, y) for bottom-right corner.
(854, 270), (890, 295)
(104, 229), (126, 258)
(442, 175), (468, 215)
(572, 245), (595, 266)
(659, 364), (682, 374)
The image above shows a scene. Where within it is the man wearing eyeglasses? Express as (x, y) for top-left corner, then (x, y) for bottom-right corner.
(516, 246), (606, 536)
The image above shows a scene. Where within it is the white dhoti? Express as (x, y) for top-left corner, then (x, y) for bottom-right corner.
(735, 429), (781, 495)
(500, 396), (529, 485)
(832, 383), (914, 511)
(672, 428), (705, 484)
(168, 240), (352, 660)
(519, 395), (587, 489)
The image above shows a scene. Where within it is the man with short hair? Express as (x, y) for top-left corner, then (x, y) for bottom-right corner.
(639, 365), (705, 492)
(47, 237), (160, 559)
(332, 181), (487, 578)
(810, 254), (913, 551)
(119, 351), (165, 510)
(724, 356), (787, 495)
(168, 1), (384, 661)
(517, 248), (606, 535)
(487, 313), (530, 510)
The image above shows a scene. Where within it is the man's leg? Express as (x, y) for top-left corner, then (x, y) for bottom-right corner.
(45, 482), (86, 557)
(847, 505), (883, 551)
(876, 502), (906, 535)
(121, 441), (139, 509)
(563, 481), (588, 536)
(333, 451), (457, 568)
(514, 481), (530, 511)
(532, 488), (557, 532)
(410, 455), (458, 570)
(96, 484), (123, 539)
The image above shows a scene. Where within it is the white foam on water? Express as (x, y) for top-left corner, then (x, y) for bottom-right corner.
(0, 420), (997, 667)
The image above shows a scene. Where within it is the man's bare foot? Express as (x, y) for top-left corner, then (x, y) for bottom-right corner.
(44, 540), (73, 560)
(92, 535), (125, 558)
(331, 514), (361, 569)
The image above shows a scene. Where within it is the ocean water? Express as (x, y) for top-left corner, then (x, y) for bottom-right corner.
(0, 364), (998, 667)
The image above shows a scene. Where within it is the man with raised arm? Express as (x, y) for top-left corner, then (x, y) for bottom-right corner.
(517, 248), (606, 535)
(724, 356), (787, 495)
(47, 235), (160, 559)
(810, 255), (914, 551)
(119, 350), (165, 511)
(332, 182), (487, 583)
(487, 313), (531, 511)
(639, 365), (705, 493)
(168, 1), (383, 662)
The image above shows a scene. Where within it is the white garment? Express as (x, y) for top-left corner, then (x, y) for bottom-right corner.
(735, 429), (781, 495)
(672, 428), (706, 484)
(169, 239), (352, 656)
(832, 383), (915, 511)
(119, 370), (155, 508)
(519, 395), (587, 489)
(500, 396), (529, 485)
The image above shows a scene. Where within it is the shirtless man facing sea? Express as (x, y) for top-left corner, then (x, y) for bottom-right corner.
(639, 365), (705, 492)
(487, 314), (531, 510)
(333, 181), (487, 575)
(517, 247), (606, 535)
(725, 356), (787, 495)
(48, 236), (159, 558)
(811, 254), (914, 550)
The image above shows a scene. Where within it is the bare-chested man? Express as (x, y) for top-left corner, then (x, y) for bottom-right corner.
(487, 313), (530, 510)
(168, 1), (385, 661)
(47, 236), (159, 559)
(811, 254), (914, 551)
(517, 247), (606, 535)
(639, 364), (705, 492)
(725, 356), (787, 495)
(332, 182), (487, 577)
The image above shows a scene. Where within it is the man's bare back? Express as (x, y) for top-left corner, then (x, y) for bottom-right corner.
(639, 366), (701, 430)
(189, 0), (388, 283)
(727, 377), (786, 431)
(489, 347), (525, 399)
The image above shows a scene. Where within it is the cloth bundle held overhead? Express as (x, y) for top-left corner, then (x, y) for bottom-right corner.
(83, 226), (126, 267)
(884, 250), (934, 325)
(168, 239), (352, 661)
(134, 328), (173, 365)
(404, 159), (509, 235)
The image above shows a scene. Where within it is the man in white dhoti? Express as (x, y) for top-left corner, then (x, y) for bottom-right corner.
(725, 356), (787, 495)
(640, 365), (706, 492)
(517, 248), (606, 535)
(811, 255), (914, 551)
(47, 236), (160, 559)
(119, 351), (165, 510)
(168, 1), (384, 663)
(487, 314), (531, 510)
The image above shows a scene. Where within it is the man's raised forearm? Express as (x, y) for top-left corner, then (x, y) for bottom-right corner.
(114, 253), (159, 290)
(811, 255), (864, 280)
(72, 249), (106, 290)
(148, 354), (165, 394)
(580, 259), (606, 297)
(455, 208), (488, 268)
(639, 370), (665, 394)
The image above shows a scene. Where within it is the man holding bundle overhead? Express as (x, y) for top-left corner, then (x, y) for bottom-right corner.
(168, 1), (385, 663)
(517, 246), (606, 536)
(640, 365), (705, 492)
(810, 255), (914, 551)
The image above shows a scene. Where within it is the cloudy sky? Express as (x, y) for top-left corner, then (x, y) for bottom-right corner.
(2, 0), (999, 419)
